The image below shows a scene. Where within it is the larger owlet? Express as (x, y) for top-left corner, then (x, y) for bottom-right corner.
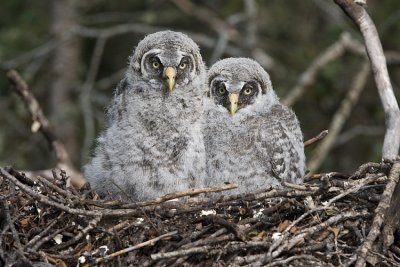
(203, 58), (305, 195)
(85, 31), (207, 201)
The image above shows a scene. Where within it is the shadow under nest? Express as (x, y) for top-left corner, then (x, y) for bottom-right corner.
(1, 161), (400, 267)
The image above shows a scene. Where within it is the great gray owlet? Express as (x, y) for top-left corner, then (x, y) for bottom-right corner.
(85, 31), (207, 201)
(203, 57), (305, 195)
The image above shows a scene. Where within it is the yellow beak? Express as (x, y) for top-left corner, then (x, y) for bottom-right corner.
(229, 93), (239, 115)
(165, 66), (176, 92)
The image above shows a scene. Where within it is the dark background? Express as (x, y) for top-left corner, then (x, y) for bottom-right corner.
(0, 0), (399, 174)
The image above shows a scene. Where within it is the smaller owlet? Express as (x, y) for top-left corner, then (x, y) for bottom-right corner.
(203, 58), (305, 195)
(84, 31), (207, 201)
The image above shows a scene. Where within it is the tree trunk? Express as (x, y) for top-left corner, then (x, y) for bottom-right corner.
(50, 0), (81, 166)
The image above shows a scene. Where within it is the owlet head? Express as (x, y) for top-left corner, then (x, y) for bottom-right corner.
(129, 31), (204, 92)
(208, 57), (273, 115)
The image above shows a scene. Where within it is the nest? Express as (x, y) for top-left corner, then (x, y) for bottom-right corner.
(1, 162), (399, 266)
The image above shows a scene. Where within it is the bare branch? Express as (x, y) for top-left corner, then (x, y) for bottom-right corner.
(122, 183), (239, 208)
(334, 0), (400, 160)
(355, 161), (400, 267)
(6, 70), (86, 188)
(283, 32), (362, 107)
(6, 70), (71, 166)
(307, 61), (370, 174)
(96, 231), (178, 263)
(304, 130), (329, 147)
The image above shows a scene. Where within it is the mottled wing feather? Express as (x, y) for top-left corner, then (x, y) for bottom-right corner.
(259, 105), (305, 184)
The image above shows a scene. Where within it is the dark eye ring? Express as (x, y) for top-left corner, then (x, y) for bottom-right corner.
(243, 87), (253, 95)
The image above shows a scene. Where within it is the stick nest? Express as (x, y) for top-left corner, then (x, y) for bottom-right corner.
(1, 162), (399, 266)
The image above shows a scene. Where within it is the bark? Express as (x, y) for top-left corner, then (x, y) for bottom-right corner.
(334, 0), (400, 161)
(333, 1), (400, 266)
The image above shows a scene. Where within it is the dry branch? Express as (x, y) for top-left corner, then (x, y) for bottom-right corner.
(332, 3), (400, 266)
(6, 70), (85, 188)
(282, 32), (364, 107)
(334, 0), (400, 161)
(1, 161), (399, 265)
(6, 70), (71, 166)
(126, 183), (239, 208)
(97, 231), (178, 263)
(307, 61), (370, 174)
(355, 161), (400, 267)
(304, 130), (329, 147)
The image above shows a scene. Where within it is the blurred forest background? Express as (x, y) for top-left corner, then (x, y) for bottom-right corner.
(0, 0), (399, 175)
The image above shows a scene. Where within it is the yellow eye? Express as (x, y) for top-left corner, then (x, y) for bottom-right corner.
(179, 62), (187, 69)
(218, 87), (226, 95)
(243, 87), (253, 95)
(152, 61), (160, 69)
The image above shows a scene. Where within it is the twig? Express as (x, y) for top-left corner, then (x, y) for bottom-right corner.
(31, 227), (67, 253)
(194, 215), (242, 240)
(307, 61), (370, 174)
(334, 0), (400, 160)
(264, 255), (325, 267)
(282, 32), (359, 107)
(266, 211), (368, 263)
(266, 174), (384, 261)
(151, 241), (272, 261)
(53, 216), (102, 250)
(6, 70), (71, 166)
(172, 233), (234, 266)
(229, 186), (319, 202)
(182, 233), (234, 249)
(349, 161), (389, 179)
(0, 159), (394, 265)
(151, 245), (214, 260)
(304, 130), (329, 147)
(35, 175), (78, 201)
(305, 171), (350, 182)
(0, 168), (235, 218)
(24, 213), (62, 251)
(355, 161), (400, 267)
(7, 70), (86, 188)
(3, 200), (32, 265)
(122, 183), (238, 208)
(96, 231), (178, 263)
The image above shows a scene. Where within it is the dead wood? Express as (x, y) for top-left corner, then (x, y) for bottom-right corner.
(6, 70), (86, 189)
(1, 161), (399, 266)
(333, 1), (400, 266)
(334, 0), (400, 161)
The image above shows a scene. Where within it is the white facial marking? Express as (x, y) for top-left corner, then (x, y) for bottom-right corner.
(140, 48), (163, 74)
(225, 81), (246, 93)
